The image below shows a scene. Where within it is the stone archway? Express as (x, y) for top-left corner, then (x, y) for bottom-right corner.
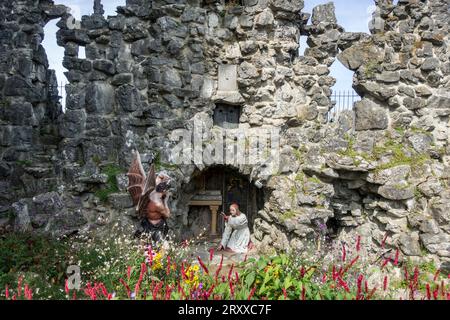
(179, 165), (265, 241)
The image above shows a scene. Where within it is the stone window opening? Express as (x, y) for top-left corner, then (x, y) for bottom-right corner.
(213, 103), (242, 129)
(42, 13), (67, 110)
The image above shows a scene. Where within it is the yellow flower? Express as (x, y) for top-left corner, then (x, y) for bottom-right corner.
(151, 251), (164, 271)
(184, 265), (200, 288)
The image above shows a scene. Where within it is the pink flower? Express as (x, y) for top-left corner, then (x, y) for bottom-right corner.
(5, 285), (9, 299)
(356, 235), (361, 252)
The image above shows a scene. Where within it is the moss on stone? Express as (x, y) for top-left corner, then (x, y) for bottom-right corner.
(94, 164), (122, 202)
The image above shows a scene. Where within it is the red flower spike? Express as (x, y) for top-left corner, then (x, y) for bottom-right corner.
(433, 286), (439, 300)
(248, 287), (257, 300)
(209, 248), (214, 261)
(197, 256), (209, 275)
(367, 287), (377, 300)
(356, 235), (361, 252)
(127, 266), (132, 280)
(393, 248), (400, 266)
(381, 233), (388, 249)
(341, 243), (347, 262)
(381, 258), (390, 269)
(383, 276), (388, 291)
(65, 279), (69, 295)
(426, 284), (431, 300)
(215, 255), (224, 282)
(5, 285), (9, 299)
(434, 270), (440, 282)
(119, 278), (131, 298)
(166, 256), (171, 276)
(228, 263), (234, 281)
(356, 275), (363, 300)
(300, 266), (306, 278)
(17, 276), (23, 297)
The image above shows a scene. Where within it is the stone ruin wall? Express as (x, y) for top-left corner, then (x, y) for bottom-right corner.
(0, 0), (449, 270)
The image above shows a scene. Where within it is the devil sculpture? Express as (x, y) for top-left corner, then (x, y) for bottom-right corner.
(127, 150), (172, 243)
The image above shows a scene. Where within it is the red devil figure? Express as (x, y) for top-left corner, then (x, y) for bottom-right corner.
(127, 150), (172, 242)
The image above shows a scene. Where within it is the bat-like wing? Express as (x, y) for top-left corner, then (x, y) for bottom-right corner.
(136, 163), (156, 216)
(127, 150), (146, 206)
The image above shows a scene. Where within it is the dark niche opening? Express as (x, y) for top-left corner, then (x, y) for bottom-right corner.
(213, 104), (241, 129)
(182, 166), (265, 241)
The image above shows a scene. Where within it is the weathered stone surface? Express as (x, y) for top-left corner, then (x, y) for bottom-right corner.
(399, 232), (422, 256)
(366, 165), (411, 185)
(354, 99), (389, 131)
(378, 182), (415, 201)
(12, 200), (32, 232)
(85, 83), (115, 114)
(337, 43), (382, 71)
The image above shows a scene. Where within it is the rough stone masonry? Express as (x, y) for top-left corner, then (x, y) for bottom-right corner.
(0, 0), (449, 270)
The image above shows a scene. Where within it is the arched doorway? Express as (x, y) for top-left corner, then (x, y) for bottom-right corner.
(181, 166), (265, 241)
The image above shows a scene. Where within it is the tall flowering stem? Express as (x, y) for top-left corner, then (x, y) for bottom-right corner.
(356, 236), (361, 252)
(197, 256), (209, 275)
(341, 243), (347, 262)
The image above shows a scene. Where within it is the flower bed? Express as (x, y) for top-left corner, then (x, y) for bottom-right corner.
(1, 231), (449, 300)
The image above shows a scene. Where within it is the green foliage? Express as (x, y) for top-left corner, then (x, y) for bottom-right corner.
(1, 232), (449, 300)
(16, 160), (33, 167)
(373, 139), (429, 171)
(94, 164), (122, 202)
(280, 210), (299, 222)
(0, 98), (11, 108)
(153, 152), (179, 171)
(0, 233), (70, 299)
(363, 60), (379, 79)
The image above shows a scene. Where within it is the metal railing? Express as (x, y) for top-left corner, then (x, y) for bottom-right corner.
(327, 90), (361, 123)
(47, 82), (67, 108)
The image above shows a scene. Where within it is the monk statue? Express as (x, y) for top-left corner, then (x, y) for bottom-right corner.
(217, 203), (251, 254)
(127, 150), (172, 243)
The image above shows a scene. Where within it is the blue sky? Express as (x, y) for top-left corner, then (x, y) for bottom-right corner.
(42, 0), (376, 105)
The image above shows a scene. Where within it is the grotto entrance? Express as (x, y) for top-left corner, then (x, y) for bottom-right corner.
(181, 166), (265, 241)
